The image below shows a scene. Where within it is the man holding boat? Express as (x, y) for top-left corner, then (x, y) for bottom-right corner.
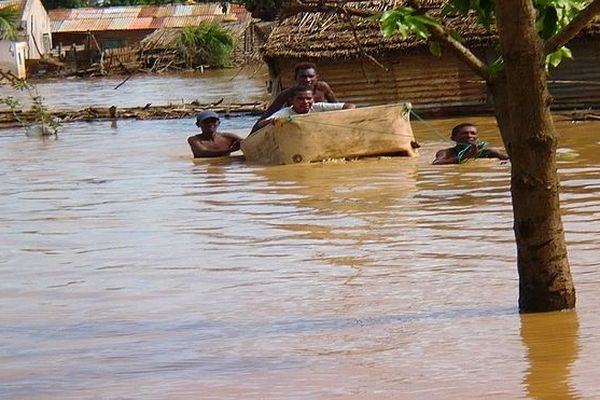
(187, 110), (242, 158)
(252, 84), (355, 132)
(432, 123), (509, 164)
(250, 62), (338, 133)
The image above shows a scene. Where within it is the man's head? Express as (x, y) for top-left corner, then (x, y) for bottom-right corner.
(288, 84), (314, 114)
(294, 62), (318, 88)
(451, 123), (478, 144)
(196, 110), (220, 134)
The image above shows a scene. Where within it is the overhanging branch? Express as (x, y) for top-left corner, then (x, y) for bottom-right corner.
(288, 0), (490, 81)
(545, 0), (600, 54)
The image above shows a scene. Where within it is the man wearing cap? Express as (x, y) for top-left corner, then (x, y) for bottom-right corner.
(187, 110), (243, 158)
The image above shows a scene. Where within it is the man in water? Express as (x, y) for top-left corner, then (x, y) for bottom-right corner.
(252, 84), (355, 132)
(432, 123), (509, 164)
(187, 110), (242, 158)
(250, 62), (338, 133)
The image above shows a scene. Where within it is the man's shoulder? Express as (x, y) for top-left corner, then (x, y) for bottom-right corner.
(314, 81), (332, 90)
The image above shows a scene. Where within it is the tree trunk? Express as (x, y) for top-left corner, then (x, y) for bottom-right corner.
(493, 1), (575, 312)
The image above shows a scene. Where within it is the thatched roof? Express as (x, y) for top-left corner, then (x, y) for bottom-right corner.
(262, 0), (600, 60)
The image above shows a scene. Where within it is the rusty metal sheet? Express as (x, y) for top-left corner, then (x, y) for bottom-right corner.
(173, 4), (194, 17)
(108, 17), (134, 31)
(138, 6), (159, 18)
(47, 9), (73, 21)
(129, 17), (153, 30)
(155, 5), (175, 18)
(49, 3), (252, 34)
(149, 16), (165, 30)
(102, 6), (141, 17)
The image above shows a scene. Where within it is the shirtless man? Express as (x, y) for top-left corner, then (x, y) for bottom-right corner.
(252, 84), (355, 132)
(250, 62), (337, 133)
(187, 110), (242, 158)
(432, 123), (509, 164)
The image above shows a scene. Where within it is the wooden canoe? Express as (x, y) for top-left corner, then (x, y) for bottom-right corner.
(241, 103), (418, 165)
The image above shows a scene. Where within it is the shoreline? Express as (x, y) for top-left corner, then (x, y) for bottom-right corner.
(1, 101), (598, 130)
(0, 100), (266, 129)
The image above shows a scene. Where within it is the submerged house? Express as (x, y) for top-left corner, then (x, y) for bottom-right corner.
(0, 0), (52, 78)
(262, 0), (600, 114)
(49, 3), (252, 51)
(47, 3), (256, 73)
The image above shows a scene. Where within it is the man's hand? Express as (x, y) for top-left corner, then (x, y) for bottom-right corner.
(230, 139), (241, 152)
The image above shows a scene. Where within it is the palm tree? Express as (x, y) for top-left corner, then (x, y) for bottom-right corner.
(0, 5), (19, 41)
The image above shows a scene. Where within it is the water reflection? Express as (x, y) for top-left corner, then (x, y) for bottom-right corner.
(521, 311), (580, 399)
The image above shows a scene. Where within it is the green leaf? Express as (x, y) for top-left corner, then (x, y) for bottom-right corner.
(429, 41), (442, 57)
(545, 46), (573, 70)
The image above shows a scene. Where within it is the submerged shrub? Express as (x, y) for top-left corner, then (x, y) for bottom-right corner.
(175, 23), (235, 68)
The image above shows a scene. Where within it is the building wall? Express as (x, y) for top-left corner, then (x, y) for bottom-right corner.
(21, 0), (52, 59)
(548, 39), (600, 109)
(53, 30), (154, 50)
(0, 41), (28, 78)
(270, 52), (489, 115)
(268, 38), (600, 114)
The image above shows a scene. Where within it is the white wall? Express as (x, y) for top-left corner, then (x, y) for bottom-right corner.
(20, 0), (52, 59)
(0, 41), (28, 78)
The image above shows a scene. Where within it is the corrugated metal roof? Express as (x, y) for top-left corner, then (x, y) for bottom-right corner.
(149, 16), (165, 30)
(48, 3), (249, 33)
(108, 16), (134, 30)
(154, 5), (174, 18)
(0, 0), (24, 9)
(138, 6), (158, 18)
(173, 4), (193, 17)
(129, 17), (153, 30)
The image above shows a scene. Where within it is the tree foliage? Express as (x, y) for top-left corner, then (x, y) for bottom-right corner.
(0, 5), (19, 40)
(0, 70), (60, 136)
(378, 0), (592, 72)
(175, 22), (235, 68)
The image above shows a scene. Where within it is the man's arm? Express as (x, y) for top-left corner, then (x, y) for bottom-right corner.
(219, 132), (243, 152)
(342, 102), (355, 109)
(482, 148), (509, 160)
(188, 136), (235, 158)
(252, 117), (276, 133)
(432, 148), (459, 165)
(250, 90), (290, 133)
(315, 81), (337, 102)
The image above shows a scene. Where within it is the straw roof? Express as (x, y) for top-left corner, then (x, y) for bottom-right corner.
(262, 0), (600, 60)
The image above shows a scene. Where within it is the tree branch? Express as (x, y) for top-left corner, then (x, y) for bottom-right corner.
(426, 24), (490, 81)
(404, 0), (490, 80)
(340, 8), (389, 72)
(545, 0), (600, 54)
(289, 0), (490, 81)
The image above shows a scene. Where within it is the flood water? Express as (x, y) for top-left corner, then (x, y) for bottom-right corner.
(1, 72), (600, 399)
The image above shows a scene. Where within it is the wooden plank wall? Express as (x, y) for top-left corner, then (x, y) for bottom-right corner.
(549, 39), (600, 109)
(276, 53), (489, 114)
(272, 38), (599, 114)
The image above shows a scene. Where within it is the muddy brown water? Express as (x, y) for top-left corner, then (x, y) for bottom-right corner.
(1, 72), (600, 399)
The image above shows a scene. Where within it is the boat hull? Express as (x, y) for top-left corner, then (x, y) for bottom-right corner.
(241, 103), (417, 165)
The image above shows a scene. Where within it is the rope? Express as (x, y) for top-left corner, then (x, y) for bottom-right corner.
(409, 109), (450, 142)
(455, 141), (489, 163)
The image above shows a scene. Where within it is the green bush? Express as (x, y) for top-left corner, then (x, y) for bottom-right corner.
(175, 22), (235, 68)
